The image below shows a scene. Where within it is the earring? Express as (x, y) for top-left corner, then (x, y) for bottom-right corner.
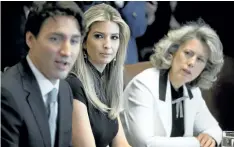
(83, 49), (88, 63)
(112, 57), (116, 66)
(167, 53), (173, 60)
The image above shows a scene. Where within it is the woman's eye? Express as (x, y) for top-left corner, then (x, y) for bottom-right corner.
(94, 34), (103, 39)
(111, 35), (119, 40)
(184, 50), (194, 57)
(198, 57), (205, 62)
(49, 37), (58, 41)
(184, 51), (190, 55)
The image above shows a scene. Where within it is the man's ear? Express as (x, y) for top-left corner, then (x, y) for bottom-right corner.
(25, 31), (36, 49)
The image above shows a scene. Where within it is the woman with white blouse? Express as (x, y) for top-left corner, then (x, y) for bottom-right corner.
(120, 21), (224, 147)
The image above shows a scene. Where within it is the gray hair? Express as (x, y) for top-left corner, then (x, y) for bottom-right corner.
(72, 3), (130, 119)
(150, 21), (224, 89)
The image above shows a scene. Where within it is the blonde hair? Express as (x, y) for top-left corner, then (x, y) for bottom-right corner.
(72, 3), (130, 119)
(150, 21), (224, 89)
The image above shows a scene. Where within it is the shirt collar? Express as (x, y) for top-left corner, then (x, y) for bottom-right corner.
(87, 59), (105, 78)
(159, 69), (193, 102)
(170, 82), (184, 101)
(26, 55), (60, 97)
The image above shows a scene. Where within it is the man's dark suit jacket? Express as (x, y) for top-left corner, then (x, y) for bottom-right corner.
(1, 58), (73, 147)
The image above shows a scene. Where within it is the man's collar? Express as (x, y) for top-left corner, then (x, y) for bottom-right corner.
(26, 55), (59, 96)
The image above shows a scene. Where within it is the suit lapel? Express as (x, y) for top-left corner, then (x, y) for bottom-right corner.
(57, 81), (70, 147)
(183, 85), (195, 136)
(158, 70), (172, 137)
(19, 59), (51, 147)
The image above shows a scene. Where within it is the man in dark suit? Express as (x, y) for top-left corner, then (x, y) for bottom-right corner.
(1, 2), (84, 147)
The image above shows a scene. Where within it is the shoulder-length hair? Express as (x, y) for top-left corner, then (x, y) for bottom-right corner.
(72, 3), (130, 119)
(150, 21), (224, 89)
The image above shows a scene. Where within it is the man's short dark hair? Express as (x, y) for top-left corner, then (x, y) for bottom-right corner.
(24, 1), (84, 51)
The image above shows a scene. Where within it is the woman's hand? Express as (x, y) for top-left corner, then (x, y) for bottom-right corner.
(196, 133), (216, 147)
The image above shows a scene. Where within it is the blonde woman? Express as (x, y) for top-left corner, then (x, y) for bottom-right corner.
(66, 3), (131, 147)
(120, 21), (224, 147)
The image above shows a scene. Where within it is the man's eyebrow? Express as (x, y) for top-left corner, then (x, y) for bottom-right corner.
(71, 34), (81, 38)
(49, 32), (81, 38)
(49, 32), (64, 37)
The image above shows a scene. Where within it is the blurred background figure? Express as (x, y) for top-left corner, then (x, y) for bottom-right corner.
(137, 1), (182, 62)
